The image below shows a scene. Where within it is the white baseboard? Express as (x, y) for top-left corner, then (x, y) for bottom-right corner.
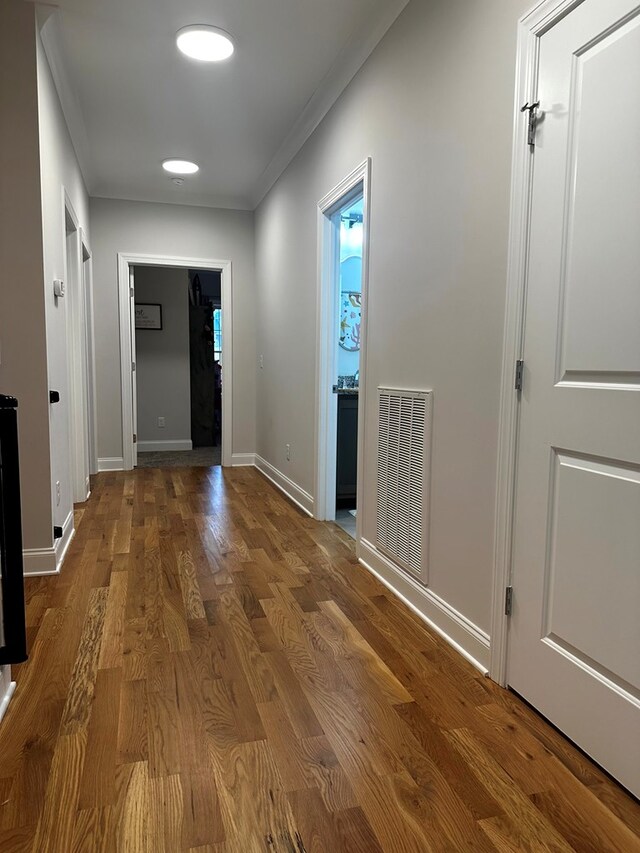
(0, 671), (16, 724)
(98, 457), (125, 472)
(358, 538), (490, 674)
(254, 455), (314, 517)
(231, 452), (256, 467)
(23, 508), (75, 577)
(137, 439), (193, 452)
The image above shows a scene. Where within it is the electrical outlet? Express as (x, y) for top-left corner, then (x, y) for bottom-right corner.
(259, 354), (264, 369)
(285, 443), (291, 462)
(158, 417), (165, 428)
(55, 481), (61, 506)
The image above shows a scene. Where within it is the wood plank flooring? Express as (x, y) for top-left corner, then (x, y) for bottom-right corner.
(0, 465), (638, 852)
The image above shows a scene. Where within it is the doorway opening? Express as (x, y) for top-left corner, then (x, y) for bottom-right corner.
(334, 197), (363, 537)
(129, 265), (224, 469)
(187, 269), (223, 464)
(117, 253), (232, 471)
(315, 160), (371, 543)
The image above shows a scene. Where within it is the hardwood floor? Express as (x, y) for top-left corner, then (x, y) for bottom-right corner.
(0, 466), (638, 852)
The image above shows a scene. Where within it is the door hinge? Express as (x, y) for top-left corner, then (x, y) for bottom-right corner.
(133, 433), (137, 444)
(515, 359), (524, 392)
(132, 361), (136, 372)
(520, 101), (540, 147)
(505, 585), (513, 617)
(130, 286), (134, 297)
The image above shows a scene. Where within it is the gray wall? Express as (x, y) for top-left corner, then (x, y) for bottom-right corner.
(0, 0), (47, 696)
(0, 2), (51, 553)
(255, 0), (530, 639)
(37, 21), (91, 536)
(90, 197), (256, 463)
(134, 267), (191, 447)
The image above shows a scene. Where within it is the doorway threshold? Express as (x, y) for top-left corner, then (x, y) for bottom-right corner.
(335, 509), (357, 539)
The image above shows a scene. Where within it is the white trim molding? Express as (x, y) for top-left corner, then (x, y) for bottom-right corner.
(491, 0), (586, 685)
(38, 9), (94, 191)
(117, 253), (233, 472)
(98, 457), (125, 472)
(254, 455), (314, 517)
(0, 672), (16, 724)
(80, 230), (99, 476)
(23, 509), (75, 576)
(231, 453), (256, 467)
(63, 189), (91, 506)
(252, 3), (408, 207)
(315, 159), (371, 543)
(137, 440), (193, 453)
(360, 538), (490, 674)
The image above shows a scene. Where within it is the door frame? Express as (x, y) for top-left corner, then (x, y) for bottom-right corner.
(80, 230), (98, 476)
(63, 191), (91, 503)
(117, 253), (233, 470)
(491, 0), (586, 684)
(314, 158), (371, 545)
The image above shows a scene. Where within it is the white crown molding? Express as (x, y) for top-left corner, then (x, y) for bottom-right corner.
(90, 189), (254, 213)
(37, 7), (95, 192)
(32, 1), (407, 212)
(251, 0), (410, 208)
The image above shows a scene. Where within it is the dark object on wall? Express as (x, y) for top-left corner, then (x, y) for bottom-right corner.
(49, 390), (60, 404)
(336, 392), (358, 509)
(189, 306), (218, 448)
(0, 395), (28, 665)
(135, 303), (163, 330)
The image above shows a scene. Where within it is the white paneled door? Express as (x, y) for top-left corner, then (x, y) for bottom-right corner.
(508, 0), (640, 796)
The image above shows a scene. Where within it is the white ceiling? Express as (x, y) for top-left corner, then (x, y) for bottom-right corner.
(41, 0), (408, 210)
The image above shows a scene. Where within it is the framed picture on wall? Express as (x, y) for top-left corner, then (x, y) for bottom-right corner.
(135, 303), (163, 330)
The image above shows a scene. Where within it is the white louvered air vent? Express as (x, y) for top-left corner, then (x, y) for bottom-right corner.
(376, 387), (432, 583)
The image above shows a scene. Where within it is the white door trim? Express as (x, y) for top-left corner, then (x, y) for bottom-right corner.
(491, 0), (587, 684)
(314, 158), (371, 548)
(63, 190), (90, 504)
(80, 231), (98, 477)
(117, 253), (233, 470)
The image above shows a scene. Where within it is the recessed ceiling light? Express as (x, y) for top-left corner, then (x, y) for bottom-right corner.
(162, 159), (199, 175)
(176, 25), (234, 62)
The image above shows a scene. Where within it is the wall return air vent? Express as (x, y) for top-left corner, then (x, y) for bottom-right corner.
(376, 387), (432, 584)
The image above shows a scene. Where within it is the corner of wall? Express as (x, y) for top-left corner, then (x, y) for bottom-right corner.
(22, 507), (74, 576)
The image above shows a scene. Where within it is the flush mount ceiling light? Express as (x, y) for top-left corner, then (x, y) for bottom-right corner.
(162, 159), (199, 175)
(176, 25), (234, 62)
